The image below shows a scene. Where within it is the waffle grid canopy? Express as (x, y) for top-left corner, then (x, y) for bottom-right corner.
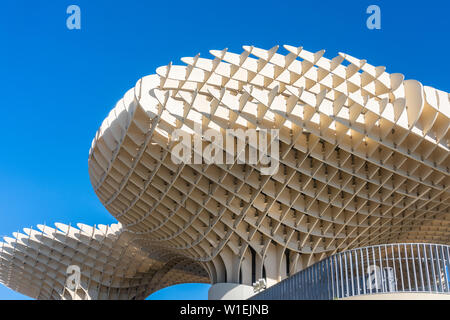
(2, 45), (449, 299)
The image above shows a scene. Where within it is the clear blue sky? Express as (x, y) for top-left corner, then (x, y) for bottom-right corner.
(0, 0), (448, 300)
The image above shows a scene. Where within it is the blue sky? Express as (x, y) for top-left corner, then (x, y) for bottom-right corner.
(0, 0), (448, 300)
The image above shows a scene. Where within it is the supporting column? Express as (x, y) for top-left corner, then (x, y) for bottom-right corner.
(208, 283), (255, 300)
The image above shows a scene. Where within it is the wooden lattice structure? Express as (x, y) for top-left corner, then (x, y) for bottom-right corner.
(2, 45), (449, 299)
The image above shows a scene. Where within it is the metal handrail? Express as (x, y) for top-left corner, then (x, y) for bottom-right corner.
(251, 243), (450, 300)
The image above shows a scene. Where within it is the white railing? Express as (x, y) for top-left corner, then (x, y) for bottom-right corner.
(251, 243), (450, 300)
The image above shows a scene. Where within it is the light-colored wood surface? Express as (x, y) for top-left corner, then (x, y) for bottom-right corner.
(0, 223), (209, 299)
(2, 45), (449, 299)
